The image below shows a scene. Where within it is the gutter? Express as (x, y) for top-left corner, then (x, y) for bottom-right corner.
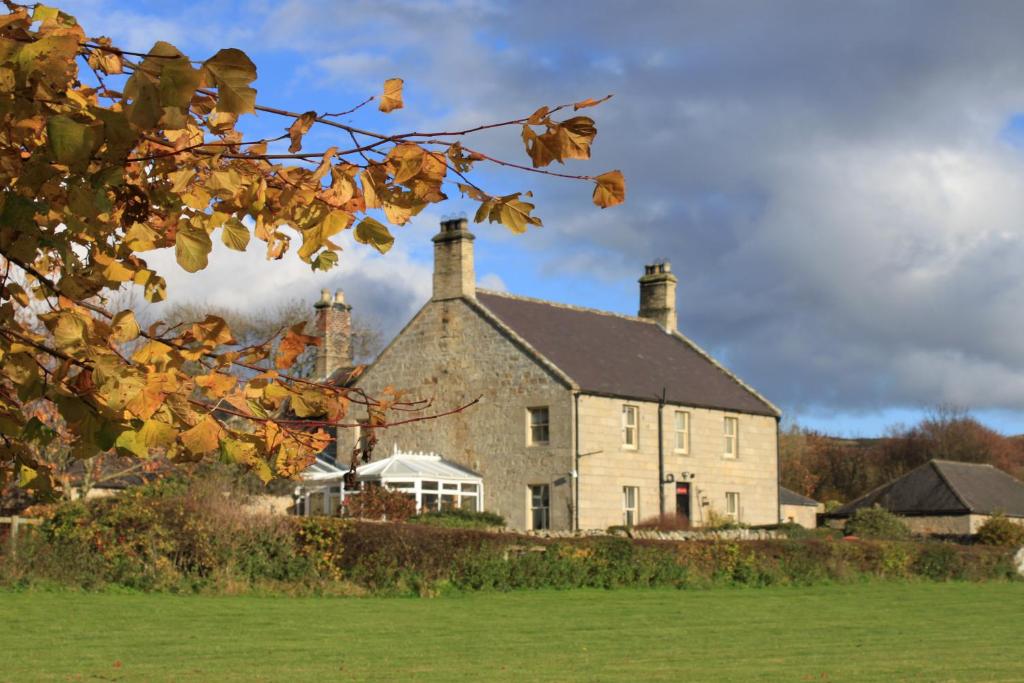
(775, 416), (782, 524)
(658, 388), (666, 519)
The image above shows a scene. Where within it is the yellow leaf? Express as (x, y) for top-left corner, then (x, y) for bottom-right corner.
(592, 170), (626, 209)
(287, 111), (316, 153)
(559, 116), (596, 160)
(202, 48), (257, 115)
(124, 222), (160, 251)
(195, 372), (237, 399)
(175, 224), (212, 273)
(378, 77), (404, 113)
(527, 106), (549, 125)
(180, 415), (224, 455)
(208, 169), (242, 195)
(111, 310), (141, 343)
(522, 125), (561, 168)
(221, 218), (250, 251)
(388, 143), (425, 184)
(354, 217), (395, 254)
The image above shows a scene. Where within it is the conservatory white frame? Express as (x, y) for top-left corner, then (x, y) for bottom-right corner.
(296, 447), (484, 517)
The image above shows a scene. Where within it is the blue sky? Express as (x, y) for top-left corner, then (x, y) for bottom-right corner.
(58, 0), (1024, 437)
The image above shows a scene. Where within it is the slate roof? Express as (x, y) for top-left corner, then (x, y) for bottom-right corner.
(475, 290), (778, 416)
(780, 486), (820, 507)
(833, 460), (1024, 518)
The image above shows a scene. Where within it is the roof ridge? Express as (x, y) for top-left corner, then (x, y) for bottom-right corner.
(477, 288), (659, 325)
(929, 460), (974, 512)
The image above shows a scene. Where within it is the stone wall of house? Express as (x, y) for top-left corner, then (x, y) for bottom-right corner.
(345, 298), (575, 530)
(576, 396), (779, 530)
(780, 504), (818, 529)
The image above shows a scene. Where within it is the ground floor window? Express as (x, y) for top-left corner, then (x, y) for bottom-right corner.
(725, 491), (740, 522)
(623, 486), (639, 527)
(530, 484), (550, 530)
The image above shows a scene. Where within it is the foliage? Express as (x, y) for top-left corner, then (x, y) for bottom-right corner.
(780, 406), (1024, 504)
(341, 484), (416, 521)
(408, 508), (506, 529)
(975, 514), (1024, 547)
(0, 3), (623, 497)
(843, 505), (911, 540)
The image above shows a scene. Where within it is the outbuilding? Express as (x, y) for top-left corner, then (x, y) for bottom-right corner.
(829, 459), (1024, 536)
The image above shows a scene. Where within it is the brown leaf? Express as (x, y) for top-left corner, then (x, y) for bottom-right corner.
(378, 78), (404, 113)
(592, 170), (626, 209)
(275, 323), (319, 369)
(287, 111), (316, 153)
(573, 94), (612, 110)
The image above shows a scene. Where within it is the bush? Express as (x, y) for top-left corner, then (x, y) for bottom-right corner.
(408, 508), (505, 529)
(976, 514), (1024, 547)
(342, 485), (416, 522)
(633, 514), (692, 532)
(843, 506), (911, 540)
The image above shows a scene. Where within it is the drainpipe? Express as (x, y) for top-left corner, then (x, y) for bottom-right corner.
(775, 415), (782, 524)
(658, 388), (666, 519)
(573, 392), (581, 531)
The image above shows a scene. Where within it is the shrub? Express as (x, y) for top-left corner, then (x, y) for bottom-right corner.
(843, 506), (911, 540)
(342, 485), (416, 522)
(408, 508), (505, 529)
(634, 514), (692, 532)
(976, 514), (1024, 547)
(913, 542), (965, 580)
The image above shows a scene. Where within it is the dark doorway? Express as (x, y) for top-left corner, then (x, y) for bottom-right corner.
(675, 483), (691, 524)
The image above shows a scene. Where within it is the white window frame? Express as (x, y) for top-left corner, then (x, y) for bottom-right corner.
(725, 491), (740, 522)
(673, 410), (690, 454)
(622, 405), (639, 449)
(623, 486), (639, 527)
(527, 406), (550, 446)
(724, 416), (739, 459)
(529, 484), (550, 530)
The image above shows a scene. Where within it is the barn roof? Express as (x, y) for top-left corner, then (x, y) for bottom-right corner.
(475, 290), (778, 416)
(833, 459), (1024, 518)
(780, 486), (820, 507)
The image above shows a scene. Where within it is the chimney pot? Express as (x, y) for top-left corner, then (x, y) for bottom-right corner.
(638, 259), (678, 331)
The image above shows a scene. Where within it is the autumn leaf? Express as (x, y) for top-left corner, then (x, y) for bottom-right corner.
(221, 219), (250, 251)
(195, 372), (237, 399)
(275, 323), (319, 370)
(47, 115), (100, 168)
(175, 224), (212, 273)
(592, 170), (626, 209)
(110, 310), (141, 343)
(180, 415), (224, 455)
(287, 111), (316, 153)
(378, 77), (404, 113)
(354, 217), (395, 254)
(573, 94), (612, 110)
(202, 48), (258, 115)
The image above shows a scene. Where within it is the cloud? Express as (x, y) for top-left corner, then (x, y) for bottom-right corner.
(67, 0), (1024, 422)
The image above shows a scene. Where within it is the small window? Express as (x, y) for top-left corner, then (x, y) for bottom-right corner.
(623, 486), (639, 527)
(724, 416), (739, 458)
(529, 484), (550, 530)
(674, 410), (690, 453)
(622, 405), (639, 448)
(528, 407), (550, 445)
(725, 491), (740, 522)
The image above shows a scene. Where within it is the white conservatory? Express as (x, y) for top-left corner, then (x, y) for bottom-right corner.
(295, 447), (484, 517)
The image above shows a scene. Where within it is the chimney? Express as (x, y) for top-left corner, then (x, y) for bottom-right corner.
(432, 217), (475, 300)
(313, 288), (352, 378)
(638, 261), (678, 330)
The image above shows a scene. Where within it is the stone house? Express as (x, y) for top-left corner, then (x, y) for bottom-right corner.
(318, 218), (781, 531)
(828, 459), (1024, 536)
(779, 486), (821, 529)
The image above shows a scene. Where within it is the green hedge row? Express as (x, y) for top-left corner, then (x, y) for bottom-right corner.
(1, 481), (1019, 594)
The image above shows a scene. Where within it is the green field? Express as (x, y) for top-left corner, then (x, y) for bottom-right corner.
(1, 583), (1021, 682)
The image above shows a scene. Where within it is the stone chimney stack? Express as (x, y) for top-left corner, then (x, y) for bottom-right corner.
(314, 288), (352, 378)
(638, 261), (678, 331)
(432, 217), (475, 301)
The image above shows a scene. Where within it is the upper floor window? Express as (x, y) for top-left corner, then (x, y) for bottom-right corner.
(673, 410), (690, 453)
(724, 416), (739, 458)
(622, 405), (639, 448)
(527, 407), (550, 445)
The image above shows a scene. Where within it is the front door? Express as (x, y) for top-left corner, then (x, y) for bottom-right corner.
(675, 483), (691, 524)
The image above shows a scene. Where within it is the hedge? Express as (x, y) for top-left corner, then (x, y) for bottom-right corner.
(1, 482), (1020, 595)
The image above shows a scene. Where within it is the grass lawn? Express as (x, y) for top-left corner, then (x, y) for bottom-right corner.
(1, 582), (1021, 682)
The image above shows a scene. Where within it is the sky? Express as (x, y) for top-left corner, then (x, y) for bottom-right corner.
(56, 0), (1024, 437)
